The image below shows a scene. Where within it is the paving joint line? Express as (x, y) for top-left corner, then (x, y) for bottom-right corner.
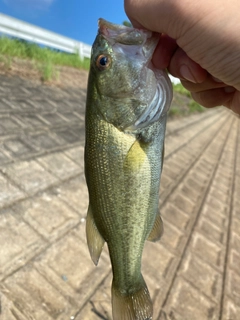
(165, 108), (223, 138)
(0, 171), (84, 211)
(178, 276), (219, 305)
(219, 118), (240, 320)
(165, 110), (224, 161)
(0, 215), (87, 283)
(160, 113), (228, 207)
(0, 141), (83, 168)
(159, 116), (235, 318)
(71, 270), (112, 319)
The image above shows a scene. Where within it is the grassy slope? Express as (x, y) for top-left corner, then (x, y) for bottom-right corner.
(171, 83), (205, 117)
(0, 37), (90, 81)
(0, 37), (90, 68)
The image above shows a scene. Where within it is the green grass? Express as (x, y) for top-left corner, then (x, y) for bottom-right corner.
(38, 61), (60, 82)
(173, 82), (191, 98)
(168, 106), (182, 117)
(0, 54), (12, 70)
(0, 37), (90, 71)
(170, 82), (205, 117)
(188, 100), (205, 113)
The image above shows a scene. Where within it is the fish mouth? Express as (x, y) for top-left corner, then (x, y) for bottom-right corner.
(98, 18), (158, 60)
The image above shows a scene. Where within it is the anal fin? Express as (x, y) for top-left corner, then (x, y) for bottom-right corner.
(147, 214), (164, 242)
(86, 204), (105, 265)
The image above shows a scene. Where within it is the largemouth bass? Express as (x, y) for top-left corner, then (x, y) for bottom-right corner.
(85, 19), (172, 320)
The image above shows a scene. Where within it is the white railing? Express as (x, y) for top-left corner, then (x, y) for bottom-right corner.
(0, 13), (91, 59)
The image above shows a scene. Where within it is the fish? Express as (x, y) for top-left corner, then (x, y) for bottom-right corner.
(84, 18), (172, 320)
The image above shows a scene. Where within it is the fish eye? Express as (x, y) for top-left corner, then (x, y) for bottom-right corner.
(96, 54), (111, 70)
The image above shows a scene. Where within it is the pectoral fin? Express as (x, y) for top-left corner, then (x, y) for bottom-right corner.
(124, 139), (147, 172)
(86, 204), (105, 265)
(147, 214), (164, 242)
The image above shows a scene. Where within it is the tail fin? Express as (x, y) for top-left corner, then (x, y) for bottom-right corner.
(111, 275), (153, 320)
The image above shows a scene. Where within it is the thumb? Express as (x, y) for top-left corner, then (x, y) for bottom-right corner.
(124, 0), (182, 37)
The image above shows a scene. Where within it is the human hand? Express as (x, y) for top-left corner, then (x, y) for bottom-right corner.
(125, 0), (240, 115)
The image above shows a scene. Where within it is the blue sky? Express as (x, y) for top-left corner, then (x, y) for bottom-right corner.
(0, 0), (129, 45)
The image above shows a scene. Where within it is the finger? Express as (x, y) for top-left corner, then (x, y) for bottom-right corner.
(152, 35), (178, 69)
(126, 17), (143, 29)
(191, 87), (236, 108)
(180, 75), (227, 92)
(224, 90), (240, 115)
(168, 47), (208, 83)
(124, 0), (173, 35)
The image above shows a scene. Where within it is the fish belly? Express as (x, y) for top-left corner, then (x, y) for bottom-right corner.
(85, 115), (166, 320)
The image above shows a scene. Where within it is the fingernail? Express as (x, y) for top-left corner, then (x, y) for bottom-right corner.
(179, 65), (197, 83)
(224, 86), (236, 93)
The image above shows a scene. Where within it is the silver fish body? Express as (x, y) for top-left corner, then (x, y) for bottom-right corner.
(85, 19), (172, 320)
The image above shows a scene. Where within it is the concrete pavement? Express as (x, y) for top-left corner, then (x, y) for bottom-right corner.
(0, 74), (239, 320)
